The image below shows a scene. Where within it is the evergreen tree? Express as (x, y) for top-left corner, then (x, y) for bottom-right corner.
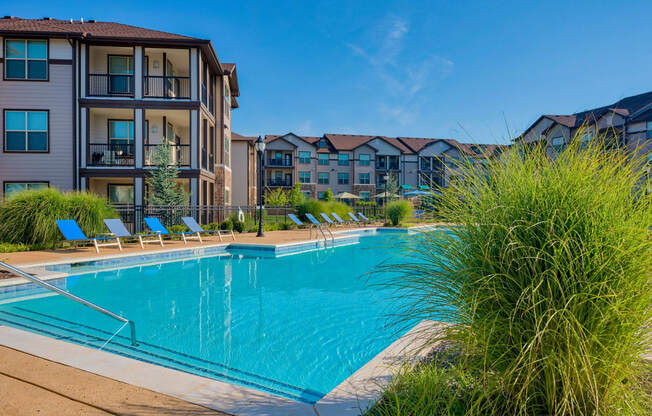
(146, 138), (189, 206)
(323, 188), (334, 202)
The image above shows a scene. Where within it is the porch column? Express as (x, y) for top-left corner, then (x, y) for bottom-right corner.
(135, 109), (144, 167)
(190, 48), (199, 101)
(80, 108), (88, 168)
(80, 177), (87, 191)
(190, 110), (199, 169)
(134, 177), (144, 205)
(190, 178), (199, 205)
(134, 46), (143, 99)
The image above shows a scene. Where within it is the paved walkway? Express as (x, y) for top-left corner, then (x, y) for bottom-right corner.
(0, 346), (228, 416)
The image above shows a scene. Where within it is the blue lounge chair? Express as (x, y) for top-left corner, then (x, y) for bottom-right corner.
(331, 212), (355, 227)
(288, 213), (307, 228)
(348, 212), (365, 226)
(104, 218), (163, 248)
(56, 219), (122, 253)
(357, 212), (372, 224)
(320, 212), (342, 227)
(182, 217), (235, 242)
(144, 217), (201, 245)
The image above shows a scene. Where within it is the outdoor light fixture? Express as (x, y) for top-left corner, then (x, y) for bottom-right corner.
(255, 136), (266, 237)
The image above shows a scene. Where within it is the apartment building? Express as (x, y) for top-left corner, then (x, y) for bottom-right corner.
(0, 17), (239, 206)
(262, 132), (503, 200)
(516, 91), (652, 156)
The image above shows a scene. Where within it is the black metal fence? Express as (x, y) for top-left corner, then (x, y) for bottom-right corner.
(111, 204), (384, 233)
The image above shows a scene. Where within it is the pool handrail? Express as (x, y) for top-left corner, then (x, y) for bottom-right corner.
(305, 213), (334, 244)
(56, 219), (122, 254)
(0, 261), (138, 346)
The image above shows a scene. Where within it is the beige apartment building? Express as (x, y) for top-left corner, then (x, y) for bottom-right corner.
(260, 132), (503, 201)
(0, 17), (239, 206)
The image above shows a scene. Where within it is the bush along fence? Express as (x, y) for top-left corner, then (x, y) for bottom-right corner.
(111, 204), (384, 233)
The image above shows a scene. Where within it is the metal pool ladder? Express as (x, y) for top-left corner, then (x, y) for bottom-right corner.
(310, 224), (334, 247)
(0, 261), (138, 346)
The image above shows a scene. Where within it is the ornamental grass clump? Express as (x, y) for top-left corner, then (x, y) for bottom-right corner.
(376, 133), (651, 415)
(0, 188), (116, 248)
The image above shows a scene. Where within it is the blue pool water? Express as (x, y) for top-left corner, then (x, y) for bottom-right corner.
(0, 232), (422, 403)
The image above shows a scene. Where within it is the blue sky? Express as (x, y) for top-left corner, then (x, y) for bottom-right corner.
(8, 0), (652, 144)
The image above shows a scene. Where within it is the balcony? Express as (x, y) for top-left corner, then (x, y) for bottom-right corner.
(144, 76), (190, 99)
(267, 158), (293, 167)
(144, 143), (190, 167)
(267, 178), (293, 187)
(88, 143), (135, 166)
(88, 74), (135, 97)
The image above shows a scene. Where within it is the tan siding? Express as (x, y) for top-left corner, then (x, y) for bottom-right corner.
(0, 62), (74, 192)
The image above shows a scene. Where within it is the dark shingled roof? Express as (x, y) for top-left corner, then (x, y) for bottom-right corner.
(0, 17), (202, 41)
(231, 132), (257, 142)
(323, 133), (377, 151)
(519, 90), (652, 140)
(221, 63), (240, 97)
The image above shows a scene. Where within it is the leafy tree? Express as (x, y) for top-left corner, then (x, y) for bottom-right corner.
(146, 138), (188, 206)
(288, 183), (305, 206)
(385, 173), (400, 200)
(323, 188), (334, 202)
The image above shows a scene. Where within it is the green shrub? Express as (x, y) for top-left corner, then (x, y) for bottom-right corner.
(296, 199), (352, 221)
(0, 242), (37, 253)
(228, 213), (245, 233)
(0, 188), (116, 248)
(264, 187), (289, 206)
(376, 134), (652, 415)
(168, 224), (188, 233)
(288, 183), (305, 206)
(219, 219), (233, 230)
(386, 200), (412, 225)
(323, 188), (334, 202)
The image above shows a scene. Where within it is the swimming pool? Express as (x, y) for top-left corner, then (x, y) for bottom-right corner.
(0, 232), (423, 404)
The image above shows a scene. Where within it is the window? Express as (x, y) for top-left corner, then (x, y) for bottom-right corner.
(5, 39), (47, 80)
(107, 55), (134, 95)
(299, 151), (311, 164)
(420, 157), (431, 170)
(647, 122), (652, 139)
(376, 155), (386, 169)
(318, 191), (325, 200)
(359, 173), (370, 184)
(302, 191), (311, 199)
(224, 83), (231, 119)
(225, 134), (230, 166)
(299, 171), (311, 183)
(338, 153), (349, 166)
(359, 153), (370, 166)
(4, 182), (48, 197)
(359, 191), (370, 201)
(4, 110), (48, 152)
(108, 120), (134, 145)
(550, 136), (564, 149)
(318, 153), (329, 165)
(318, 172), (329, 184)
(225, 188), (230, 204)
(108, 184), (134, 204)
(337, 172), (349, 185)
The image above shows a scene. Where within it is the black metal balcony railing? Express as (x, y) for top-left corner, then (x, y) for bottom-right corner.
(376, 163), (400, 170)
(267, 158), (293, 167)
(88, 143), (135, 166)
(143, 76), (190, 99)
(144, 144), (190, 167)
(88, 74), (134, 97)
(267, 178), (293, 187)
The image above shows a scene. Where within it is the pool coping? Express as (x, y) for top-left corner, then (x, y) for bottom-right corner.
(0, 319), (442, 416)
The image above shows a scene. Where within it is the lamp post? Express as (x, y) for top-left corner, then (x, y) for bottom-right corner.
(383, 174), (389, 222)
(255, 136), (266, 237)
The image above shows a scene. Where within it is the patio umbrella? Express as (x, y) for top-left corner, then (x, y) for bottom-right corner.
(404, 190), (434, 197)
(374, 192), (399, 199)
(334, 192), (361, 199)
